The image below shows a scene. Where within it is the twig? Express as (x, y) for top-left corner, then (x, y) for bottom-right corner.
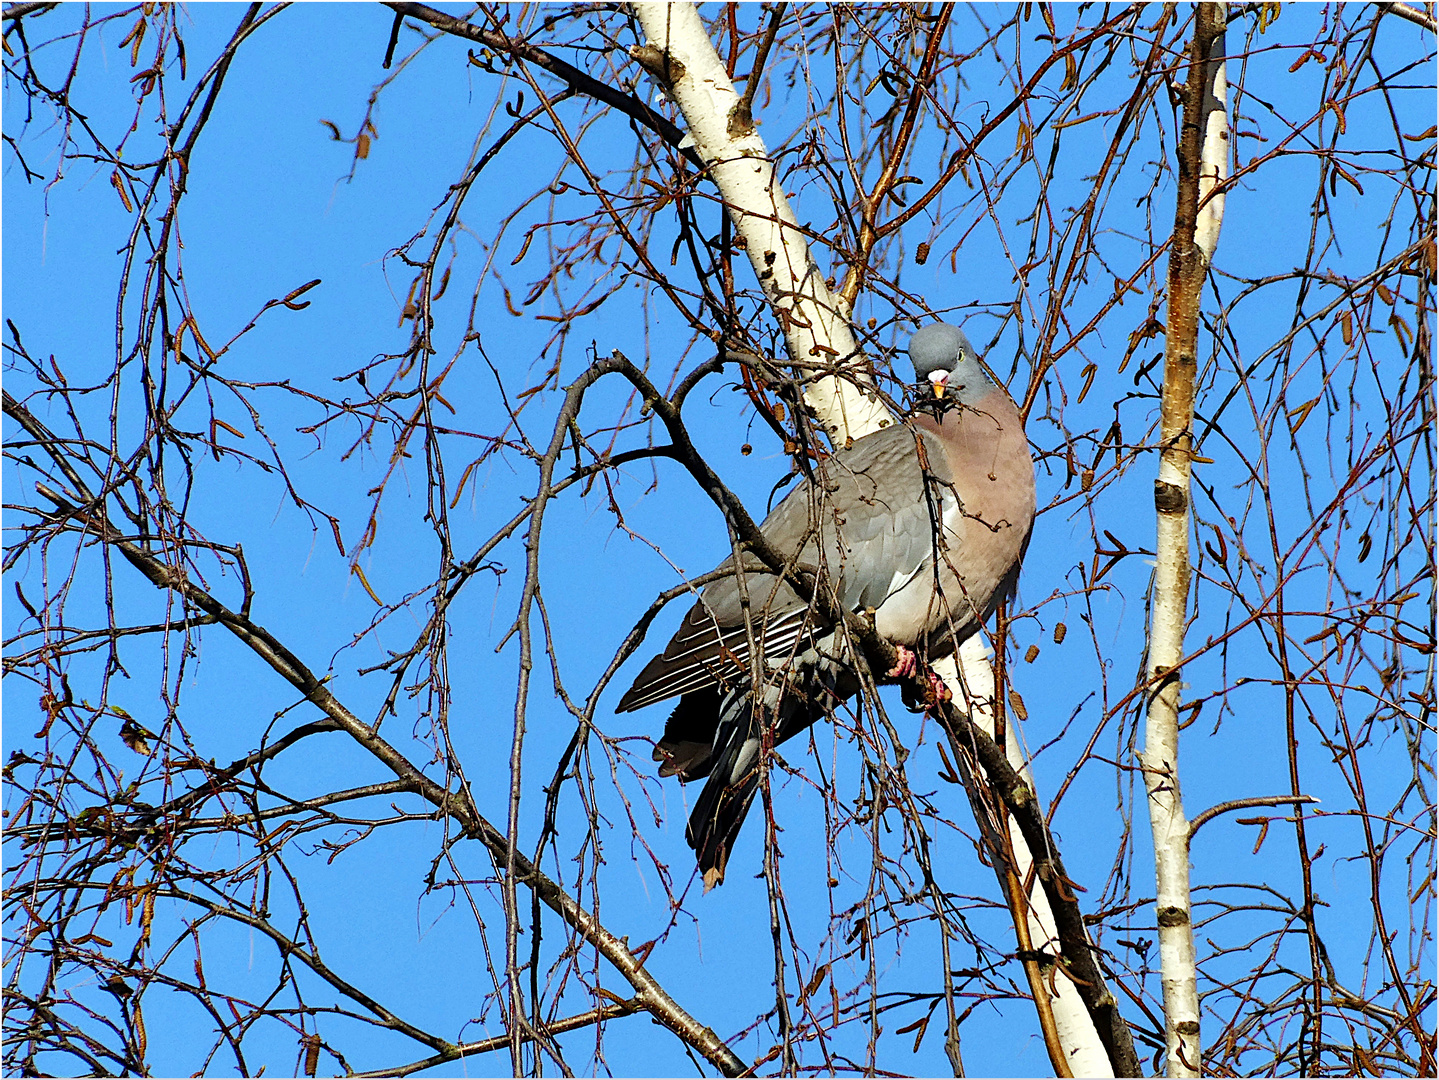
(1189, 795), (1319, 840)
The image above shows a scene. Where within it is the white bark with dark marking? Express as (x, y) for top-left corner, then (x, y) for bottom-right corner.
(1144, 6), (1227, 1077)
(629, 3), (1117, 1071)
(934, 640), (1115, 1077)
(629, 2), (892, 445)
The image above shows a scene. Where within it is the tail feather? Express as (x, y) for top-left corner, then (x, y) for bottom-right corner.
(687, 689), (763, 890)
(652, 646), (858, 889)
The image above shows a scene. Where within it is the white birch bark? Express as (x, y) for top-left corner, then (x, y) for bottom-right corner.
(1196, 18), (1229, 265)
(628, 2), (893, 445)
(934, 640), (1115, 1077)
(629, 3), (1116, 1071)
(1142, 6), (1227, 1077)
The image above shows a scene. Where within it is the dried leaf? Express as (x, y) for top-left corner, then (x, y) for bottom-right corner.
(350, 564), (383, 605)
(1007, 689), (1028, 721)
(110, 170), (134, 214)
(802, 963), (829, 1002)
(1286, 396), (1320, 432)
(302, 1034), (320, 1077)
(119, 719), (153, 756)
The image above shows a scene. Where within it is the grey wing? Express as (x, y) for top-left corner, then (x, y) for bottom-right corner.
(614, 487), (827, 714)
(615, 423), (949, 713)
(820, 424), (950, 614)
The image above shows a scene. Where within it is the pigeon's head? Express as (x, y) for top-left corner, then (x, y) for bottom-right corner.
(907, 323), (993, 405)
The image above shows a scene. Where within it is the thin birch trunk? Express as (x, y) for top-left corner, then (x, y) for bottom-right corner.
(934, 641), (1115, 1077)
(629, 3), (1123, 1072)
(1144, 6), (1228, 1077)
(628, 2), (892, 446)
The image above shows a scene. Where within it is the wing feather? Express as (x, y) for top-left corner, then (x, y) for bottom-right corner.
(619, 423), (958, 712)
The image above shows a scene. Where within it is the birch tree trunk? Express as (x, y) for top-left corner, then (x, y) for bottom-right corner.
(933, 641), (1117, 1077)
(628, 2), (892, 446)
(630, 3), (1119, 1073)
(1143, 5), (1229, 1077)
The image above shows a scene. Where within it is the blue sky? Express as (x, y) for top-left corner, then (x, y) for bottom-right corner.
(4, 4), (1434, 1077)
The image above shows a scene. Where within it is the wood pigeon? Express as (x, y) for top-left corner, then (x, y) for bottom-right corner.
(617, 323), (1036, 889)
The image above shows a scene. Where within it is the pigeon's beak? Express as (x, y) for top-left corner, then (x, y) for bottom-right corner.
(927, 369), (949, 398)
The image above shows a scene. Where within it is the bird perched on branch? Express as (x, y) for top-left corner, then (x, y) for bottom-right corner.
(617, 323), (1035, 889)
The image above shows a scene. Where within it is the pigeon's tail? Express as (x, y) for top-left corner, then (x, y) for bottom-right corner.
(686, 689), (764, 891)
(655, 680), (832, 889)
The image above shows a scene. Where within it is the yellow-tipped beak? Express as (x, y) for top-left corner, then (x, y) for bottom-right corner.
(927, 370), (949, 398)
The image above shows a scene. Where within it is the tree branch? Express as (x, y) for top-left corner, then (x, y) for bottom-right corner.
(2, 388), (750, 1080)
(1142, 5), (1227, 1076)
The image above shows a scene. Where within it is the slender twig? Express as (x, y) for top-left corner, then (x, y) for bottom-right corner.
(3, 389), (751, 1080)
(1189, 795), (1320, 840)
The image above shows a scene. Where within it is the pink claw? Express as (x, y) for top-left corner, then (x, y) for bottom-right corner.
(886, 645), (918, 680)
(926, 671), (953, 705)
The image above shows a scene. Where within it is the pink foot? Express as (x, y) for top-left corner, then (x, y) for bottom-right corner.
(926, 671), (953, 706)
(886, 645), (918, 680)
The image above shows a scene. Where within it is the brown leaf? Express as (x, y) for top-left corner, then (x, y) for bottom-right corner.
(1286, 396), (1320, 432)
(110, 170), (134, 214)
(1008, 689), (1028, 721)
(801, 963), (829, 1002)
(119, 718), (153, 756)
